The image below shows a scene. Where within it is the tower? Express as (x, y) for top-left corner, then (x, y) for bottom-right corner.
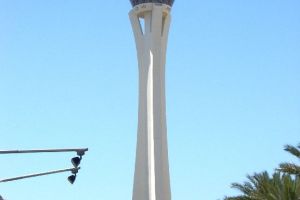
(129, 0), (175, 200)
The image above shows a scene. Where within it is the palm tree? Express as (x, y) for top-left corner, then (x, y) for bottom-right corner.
(278, 143), (300, 176)
(224, 171), (300, 200)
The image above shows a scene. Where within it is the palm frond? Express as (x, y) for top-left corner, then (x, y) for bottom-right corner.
(278, 163), (300, 175)
(224, 196), (251, 200)
(284, 145), (300, 159)
(223, 172), (300, 200)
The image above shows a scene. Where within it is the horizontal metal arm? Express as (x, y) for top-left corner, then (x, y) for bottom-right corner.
(0, 148), (88, 156)
(0, 167), (80, 183)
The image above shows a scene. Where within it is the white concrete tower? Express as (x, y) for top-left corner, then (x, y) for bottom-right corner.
(129, 0), (174, 200)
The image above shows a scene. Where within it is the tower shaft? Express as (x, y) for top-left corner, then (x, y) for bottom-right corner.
(129, 3), (172, 200)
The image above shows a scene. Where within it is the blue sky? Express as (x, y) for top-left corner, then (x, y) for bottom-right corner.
(0, 0), (299, 199)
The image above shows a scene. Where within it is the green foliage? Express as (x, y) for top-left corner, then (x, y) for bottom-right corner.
(224, 172), (300, 200)
(223, 143), (300, 200)
(278, 144), (300, 176)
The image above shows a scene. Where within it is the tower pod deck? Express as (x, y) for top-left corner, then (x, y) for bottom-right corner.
(130, 0), (174, 7)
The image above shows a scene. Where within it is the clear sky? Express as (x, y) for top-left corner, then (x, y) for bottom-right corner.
(0, 0), (299, 199)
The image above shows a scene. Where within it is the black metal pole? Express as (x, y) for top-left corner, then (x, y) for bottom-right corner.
(0, 148), (88, 156)
(0, 167), (80, 183)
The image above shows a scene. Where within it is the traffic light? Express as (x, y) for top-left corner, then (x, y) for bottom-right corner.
(68, 156), (83, 184)
(68, 175), (76, 184)
(71, 157), (81, 168)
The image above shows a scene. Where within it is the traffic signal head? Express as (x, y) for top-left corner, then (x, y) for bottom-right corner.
(68, 175), (76, 184)
(71, 157), (81, 168)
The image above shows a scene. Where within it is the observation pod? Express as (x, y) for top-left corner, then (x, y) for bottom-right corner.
(130, 0), (174, 7)
(129, 0), (174, 200)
